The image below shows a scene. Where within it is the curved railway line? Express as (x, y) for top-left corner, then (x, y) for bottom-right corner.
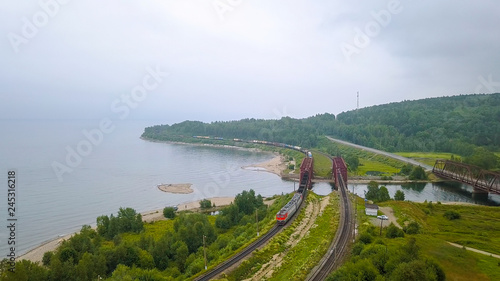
(194, 225), (282, 281)
(307, 172), (353, 280)
(194, 192), (309, 281)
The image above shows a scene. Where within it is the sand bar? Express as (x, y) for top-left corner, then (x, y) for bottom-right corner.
(158, 183), (193, 194)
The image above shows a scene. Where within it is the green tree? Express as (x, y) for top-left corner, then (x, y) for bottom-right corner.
(42, 251), (53, 266)
(394, 190), (405, 201)
(409, 166), (427, 180)
(378, 186), (391, 202)
(465, 147), (499, 170)
(234, 189), (264, 215)
(365, 182), (390, 203)
(163, 207), (176, 219)
(390, 260), (427, 281)
(200, 199), (212, 209)
(400, 164), (413, 176)
(345, 154), (360, 172)
(365, 181), (379, 201)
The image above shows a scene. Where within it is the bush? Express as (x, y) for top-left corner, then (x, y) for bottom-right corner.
(386, 223), (405, 238)
(403, 221), (421, 234)
(163, 207), (176, 219)
(359, 232), (373, 244)
(200, 199), (212, 209)
(394, 190), (405, 201)
(42, 251), (53, 266)
(409, 166), (427, 180)
(443, 210), (461, 220)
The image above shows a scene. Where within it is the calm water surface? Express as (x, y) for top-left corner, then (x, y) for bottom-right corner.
(312, 181), (500, 206)
(0, 120), (295, 256)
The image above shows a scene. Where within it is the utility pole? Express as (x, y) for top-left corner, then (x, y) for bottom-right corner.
(256, 209), (259, 237)
(203, 235), (207, 270)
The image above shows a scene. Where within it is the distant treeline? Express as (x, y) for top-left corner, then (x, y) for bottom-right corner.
(142, 93), (500, 168)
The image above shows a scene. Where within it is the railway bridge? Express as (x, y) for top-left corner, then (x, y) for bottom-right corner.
(433, 160), (500, 195)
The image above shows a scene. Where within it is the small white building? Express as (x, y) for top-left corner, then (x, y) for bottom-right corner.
(365, 203), (379, 216)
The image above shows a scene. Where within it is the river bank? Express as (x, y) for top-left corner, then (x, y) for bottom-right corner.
(18, 196), (237, 264)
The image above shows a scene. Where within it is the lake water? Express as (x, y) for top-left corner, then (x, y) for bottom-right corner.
(0, 120), (296, 257)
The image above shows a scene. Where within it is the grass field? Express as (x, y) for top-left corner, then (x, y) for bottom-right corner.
(269, 193), (339, 280)
(324, 141), (407, 176)
(382, 200), (500, 279)
(311, 151), (332, 178)
(357, 159), (401, 176)
(346, 199), (500, 280)
(395, 152), (458, 166)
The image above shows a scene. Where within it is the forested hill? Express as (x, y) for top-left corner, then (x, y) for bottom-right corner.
(142, 93), (500, 157)
(332, 93), (500, 155)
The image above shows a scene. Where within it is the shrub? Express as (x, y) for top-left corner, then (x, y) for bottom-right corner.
(359, 232), (373, 244)
(443, 210), (461, 220)
(386, 223), (405, 238)
(403, 221), (421, 234)
(163, 207), (176, 219)
(200, 199), (212, 209)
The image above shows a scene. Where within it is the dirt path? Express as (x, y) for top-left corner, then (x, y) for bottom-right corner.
(370, 206), (401, 229)
(447, 242), (500, 259)
(247, 195), (330, 280)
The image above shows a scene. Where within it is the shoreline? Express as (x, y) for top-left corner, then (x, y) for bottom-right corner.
(140, 137), (263, 153)
(18, 196), (237, 264)
(18, 142), (284, 264)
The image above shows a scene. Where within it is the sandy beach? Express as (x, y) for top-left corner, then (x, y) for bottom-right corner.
(243, 155), (287, 176)
(18, 196), (236, 264)
(157, 183), (193, 194)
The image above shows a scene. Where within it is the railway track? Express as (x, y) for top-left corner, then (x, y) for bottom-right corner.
(308, 173), (353, 281)
(194, 190), (309, 281)
(194, 225), (282, 281)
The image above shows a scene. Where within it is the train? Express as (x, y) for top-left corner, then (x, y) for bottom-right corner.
(276, 150), (313, 225)
(276, 192), (304, 225)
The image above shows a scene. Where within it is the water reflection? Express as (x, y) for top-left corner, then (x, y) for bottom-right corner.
(311, 181), (500, 206)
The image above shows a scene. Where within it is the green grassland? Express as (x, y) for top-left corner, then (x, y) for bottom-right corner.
(311, 151), (332, 178)
(335, 143), (406, 176)
(357, 159), (401, 176)
(395, 152), (458, 166)
(385, 201), (500, 255)
(269, 193), (339, 280)
(352, 200), (500, 280)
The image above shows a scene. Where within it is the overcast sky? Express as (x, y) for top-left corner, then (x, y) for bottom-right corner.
(1, 0), (499, 123)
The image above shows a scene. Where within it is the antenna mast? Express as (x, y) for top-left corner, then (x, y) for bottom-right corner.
(357, 91), (359, 110)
